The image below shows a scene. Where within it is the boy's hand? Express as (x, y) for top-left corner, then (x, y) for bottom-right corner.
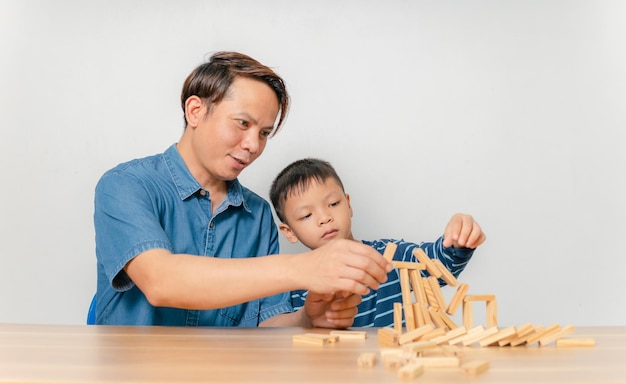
(304, 291), (361, 329)
(442, 213), (486, 249)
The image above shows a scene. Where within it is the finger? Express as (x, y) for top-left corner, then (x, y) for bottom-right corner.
(443, 215), (462, 247)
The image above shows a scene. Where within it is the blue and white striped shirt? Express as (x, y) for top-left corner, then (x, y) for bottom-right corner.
(290, 237), (474, 327)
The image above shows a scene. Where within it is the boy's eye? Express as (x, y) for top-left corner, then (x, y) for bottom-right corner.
(298, 213), (312, 221)
(330, 201), (340, 207)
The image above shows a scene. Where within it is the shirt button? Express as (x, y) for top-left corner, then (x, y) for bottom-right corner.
(199, 190), (206, 196)
(209, 221), (214, 228)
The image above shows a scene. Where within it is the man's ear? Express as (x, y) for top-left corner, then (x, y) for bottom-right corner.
(279, 223), (299, 244)
(184, 96), (205, 129)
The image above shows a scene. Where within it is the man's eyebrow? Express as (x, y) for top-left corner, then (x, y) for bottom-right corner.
(236, 112), (275, 131)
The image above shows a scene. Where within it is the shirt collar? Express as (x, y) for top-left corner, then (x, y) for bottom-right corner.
(163, 144), (250, 212)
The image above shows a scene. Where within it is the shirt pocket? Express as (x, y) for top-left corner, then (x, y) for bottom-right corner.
(218, 299), (261, 326)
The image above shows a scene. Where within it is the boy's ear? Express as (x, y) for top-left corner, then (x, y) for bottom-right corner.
(279, 223), (299, 244)
(346, 193), (354, 218)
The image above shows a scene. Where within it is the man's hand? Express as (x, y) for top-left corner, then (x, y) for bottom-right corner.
(297, 239), (392, 296)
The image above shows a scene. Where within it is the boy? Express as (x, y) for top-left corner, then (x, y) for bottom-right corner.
(269, 158), (486, 327)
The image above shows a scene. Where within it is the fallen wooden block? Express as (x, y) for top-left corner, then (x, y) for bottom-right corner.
(357, 352), (377, 368)
(411, 356), (460, 368)
(431, 326), (467, 345)
(378, 327), (400, 347)
(399, 324), (434, 345)
(330, 330), (367, 341)
(510, 325), (544, 347)
(449, 325), (484, 346)
(402, 340), (438, 354)
(556, 337), (596, 347)
(292, 333), (339, 346)
(397, 362), (424, 380)
(526, 324), (561, 346)
(460, 359), (490, 375)
(539, 325), (575, 346)
(479, 325), (517, 347)
(461, 326), (499, 347)
(500, 323), (534, 347)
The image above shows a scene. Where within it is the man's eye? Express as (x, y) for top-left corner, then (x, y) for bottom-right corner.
(260, 130), (272, 138)
(239, 120), (249, 127)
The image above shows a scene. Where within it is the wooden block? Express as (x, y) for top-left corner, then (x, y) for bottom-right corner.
(397, 362), (424, 380)
(412, 303), (424, 328)
(394, 302), (403, 333)
(437, 345), (464, 358)
(427, 306), (448, 329)
(539, 325), (575, 346)
(461, 326), (499, 346)
(464, 294), (496, 302)
(399, 324), (434, 345)
(422, 277), (437, 309)
(292, 333), (339, 346)
(449, 325), (484, 346)
(357, 352), (377, 368)
(446, 283), (469, 315)
(402, 340), (438, 353)
(409, 269), (427, 305)
(412, 356), (460, 368)
(486, 299), (498, 328)
(510, 325), (544, 347)
(392, 261), (426, 270)
(556, 337), (596, 347)
(526, 324), (561, 346)
(427, 276), (448, 309)
(420, 327), (447, 341)
(435, 308), (458, 330)
(479, 325), (517, 347)
(431, 326), (467, 345)
(383, 242), (398, 262)
(419, 303), (432, 326)
(412, 248), (442, 278)
(462, 300), (473, 329)
(383, 355), (406, 371)
(432, 258), (458, 286)
(330, 330), (367, 340)
(378, 327), (400, 347)
(399, 268), (416, 331)
(499, 322), (534, 346)
(460, 360), (490, 375)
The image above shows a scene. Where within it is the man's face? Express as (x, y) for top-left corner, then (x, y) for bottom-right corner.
(190, 77), (279, 185)
(279, 178), (354, 250)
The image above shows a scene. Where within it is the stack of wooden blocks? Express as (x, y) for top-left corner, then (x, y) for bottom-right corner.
(293, 242), (594, 380)
(372, 242), (594, 379)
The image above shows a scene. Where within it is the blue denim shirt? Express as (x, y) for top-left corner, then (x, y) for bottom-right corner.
(94, 144), (292, 326)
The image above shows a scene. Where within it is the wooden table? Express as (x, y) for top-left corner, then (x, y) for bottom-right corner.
(0, 323), (624, 383)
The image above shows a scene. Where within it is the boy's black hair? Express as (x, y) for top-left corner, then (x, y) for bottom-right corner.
(269, 158), (345, 223)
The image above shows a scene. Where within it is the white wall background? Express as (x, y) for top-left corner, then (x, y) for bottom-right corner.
(1, 0), (624, 326)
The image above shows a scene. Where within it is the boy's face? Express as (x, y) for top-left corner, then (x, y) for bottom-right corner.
(279, 178), (354, 250)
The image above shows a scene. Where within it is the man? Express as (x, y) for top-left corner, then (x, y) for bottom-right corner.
(93, 51), (391, 327)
